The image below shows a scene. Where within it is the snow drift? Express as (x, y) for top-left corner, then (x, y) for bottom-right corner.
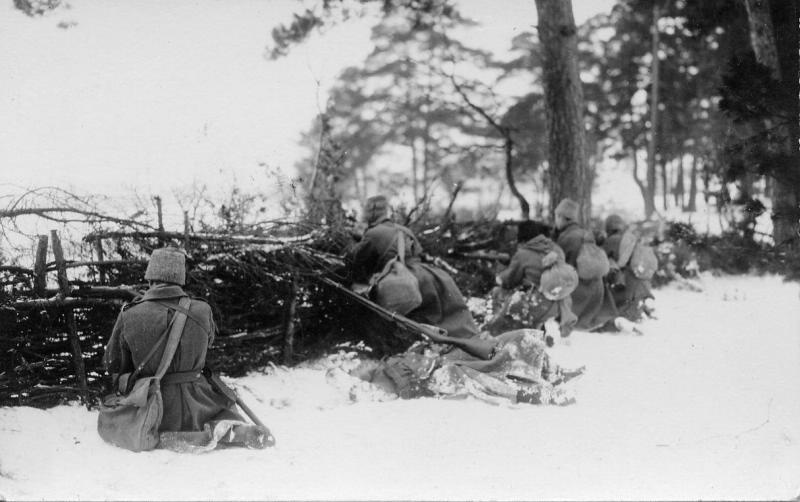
(1, 274), (799, 500)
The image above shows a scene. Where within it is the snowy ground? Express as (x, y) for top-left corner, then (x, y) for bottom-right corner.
(1, 274), (799, 501)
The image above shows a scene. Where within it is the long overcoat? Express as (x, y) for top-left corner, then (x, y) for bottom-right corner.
(603, 229), (654, 321)
(496, 235), (565, 289)
(348, 218), (479, 339)
(491, 235), (576, 336)
(556, 222), (618, 330)
(104, 284), (242, 432)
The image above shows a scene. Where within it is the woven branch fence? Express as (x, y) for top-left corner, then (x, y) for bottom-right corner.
(0, 213), (516, 408)
(1, 207), (729, 410)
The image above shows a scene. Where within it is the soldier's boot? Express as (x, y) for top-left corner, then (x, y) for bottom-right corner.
(642, 298), (657, 319)
(614, 316), (643, 335)
(227, 424), (275, 449)
(551, 365), (586, 386)
(515, 387), (544, 405)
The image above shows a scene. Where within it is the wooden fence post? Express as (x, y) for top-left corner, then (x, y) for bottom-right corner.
(154, 195), (164, 247)
(183, 210), (190, 250)
(283, 276), (298, 364)
(50, 230), (89, 404)
(93, 239), (106, 284)
(33, 235), (48, 297)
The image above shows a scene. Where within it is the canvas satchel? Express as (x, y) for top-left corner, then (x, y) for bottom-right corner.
(370, 231), (423, 315)
(575, 231), (610, 280)
(630, 241), (658, 280)
(97, 297), (191, 452)
(540, 261), (579, 301)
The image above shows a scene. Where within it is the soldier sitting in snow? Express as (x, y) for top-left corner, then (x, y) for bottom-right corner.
(601, 214), (656, 323)
(102, 247), (274, 452)
(485, 220), (579, 341)
(346, 328), (585, 406)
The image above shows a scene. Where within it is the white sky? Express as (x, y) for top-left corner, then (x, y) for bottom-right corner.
(0, 0), (616, 218)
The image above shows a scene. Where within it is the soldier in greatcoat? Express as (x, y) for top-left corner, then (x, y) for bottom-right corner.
(602, 214), (655, 321)
(553, 199), (619, 331)
(346, 195), (480, 339)
(103, 247), (274, 451)
(486, 220), (578, 339)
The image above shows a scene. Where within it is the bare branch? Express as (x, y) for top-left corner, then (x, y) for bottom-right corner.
(82, 229), (318, 246)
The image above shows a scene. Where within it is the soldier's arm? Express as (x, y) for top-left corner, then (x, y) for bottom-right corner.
(345, 236), (378, 284)
(103, 312), (124, 374)
(496, 251), (524, 289)
(104, 311), (133, 386)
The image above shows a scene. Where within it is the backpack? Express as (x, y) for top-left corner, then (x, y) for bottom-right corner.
(617, 229), (638, 268)
(629, 241), (658, 280)
(539, 253), (579, 301)
(576, 230), (610, 280)
(369, 231), (423, 315)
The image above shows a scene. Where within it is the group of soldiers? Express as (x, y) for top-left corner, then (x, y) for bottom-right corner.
(340, 195), (654, 406)
(100, 194), (655, 452)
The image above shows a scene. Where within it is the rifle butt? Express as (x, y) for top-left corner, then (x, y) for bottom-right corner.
(204, 369), (266, 428)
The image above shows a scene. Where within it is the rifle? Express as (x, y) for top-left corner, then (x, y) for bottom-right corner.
(317, 276), (448, 340)
(202, 368), (266, 429)
(421, 253), (459, 275)
(453, 251), (510, 264)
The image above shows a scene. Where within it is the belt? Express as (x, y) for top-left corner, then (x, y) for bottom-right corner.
(161, 370), (203, 385)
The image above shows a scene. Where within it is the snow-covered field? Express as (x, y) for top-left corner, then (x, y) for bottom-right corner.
(1, 274), (799, 501)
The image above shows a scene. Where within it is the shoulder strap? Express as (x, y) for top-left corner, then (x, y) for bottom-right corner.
(128, 316), (176, 383)
(154, 297), (192, 380)
(152, 299), (208, 335)
(396, 231), (406, 263)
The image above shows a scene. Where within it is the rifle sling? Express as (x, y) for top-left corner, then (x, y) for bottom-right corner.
(150, 299), (208, 335)
(128, 297), (192, 383)
(154, 297), (192, 380)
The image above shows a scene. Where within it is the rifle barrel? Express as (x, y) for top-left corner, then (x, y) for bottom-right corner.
(234, 396), (266, 429)
(317, 276), (446, 338)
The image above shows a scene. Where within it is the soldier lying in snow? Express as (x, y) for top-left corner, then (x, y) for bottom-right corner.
(345, 328), (585, 406)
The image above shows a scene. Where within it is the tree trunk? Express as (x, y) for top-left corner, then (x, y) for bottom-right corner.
(686, 154), (698, 212)
(702, 163), (712, 205)
(353, 166), (364, 202)
(632, 148), (656, 219)
(743, 0), (781, 80)
(411, 136), (419, 202)
(535, 0), (588, 223)
(646, 2), (661, 219)
(661, 160), (669, 211)
(675, 155), (685, 209)
(742, 0), (799, 246)
(422, 120), (430, 200)
(504, 136), (530, 220)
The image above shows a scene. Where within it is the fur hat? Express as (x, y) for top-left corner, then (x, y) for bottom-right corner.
(605, 214), (626, 234)
(555, 198), (579, 221)
(144, 247), (186, 285)
(363, 195), (389, 225)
